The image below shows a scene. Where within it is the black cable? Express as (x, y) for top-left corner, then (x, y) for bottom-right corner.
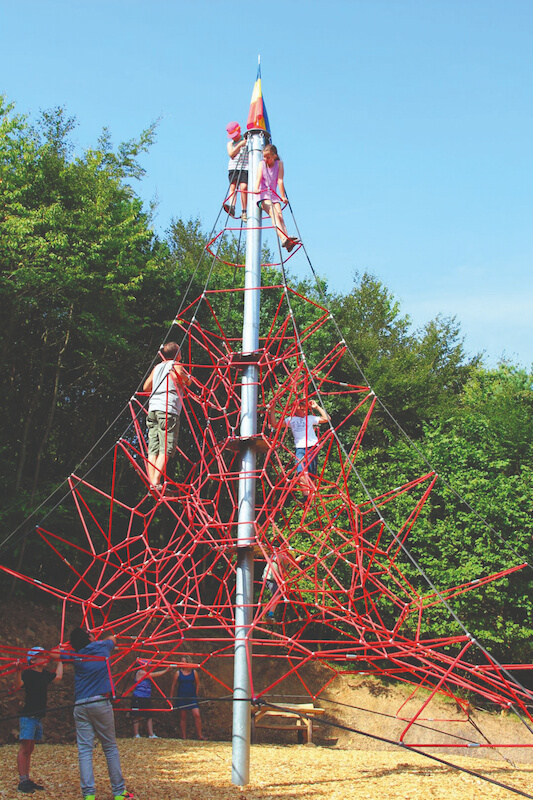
(0, 691), (226, 724)
(318, 695), (491, 747)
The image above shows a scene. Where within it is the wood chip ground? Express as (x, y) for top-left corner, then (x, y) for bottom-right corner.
(1, 739), (533, 799)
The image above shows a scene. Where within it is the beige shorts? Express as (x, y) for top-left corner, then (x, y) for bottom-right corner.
(147, 410), (180, 456)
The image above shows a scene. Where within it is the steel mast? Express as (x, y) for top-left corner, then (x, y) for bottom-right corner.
(231, 64), (269, 786)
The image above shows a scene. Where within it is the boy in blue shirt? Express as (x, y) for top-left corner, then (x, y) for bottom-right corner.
(69, 628), (134, 800)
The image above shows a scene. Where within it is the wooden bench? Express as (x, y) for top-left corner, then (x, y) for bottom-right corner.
(251, 702), (325, 744)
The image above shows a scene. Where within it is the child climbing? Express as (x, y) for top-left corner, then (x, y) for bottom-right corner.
(143, 342), (192, 492)
(255, 144), (298, 252)
(131, 658), (169, 739)
(262, 524), (306, 620)
(268, 396), (330, 498)
(224, 121), (249, 221)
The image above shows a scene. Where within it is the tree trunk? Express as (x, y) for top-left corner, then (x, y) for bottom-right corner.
(15, 356), (45, 491)
(31, 303), (73, 498)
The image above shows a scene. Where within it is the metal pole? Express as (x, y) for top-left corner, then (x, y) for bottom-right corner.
(231, 127), (266, 786)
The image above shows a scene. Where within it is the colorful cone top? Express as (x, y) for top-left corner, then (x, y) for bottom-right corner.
(247, 61), (270, 133)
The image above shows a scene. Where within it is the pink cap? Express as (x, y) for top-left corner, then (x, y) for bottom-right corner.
(226, 121), (240, 138)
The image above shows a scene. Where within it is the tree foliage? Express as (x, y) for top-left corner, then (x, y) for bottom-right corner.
(330, 273), (481, 442)
(0, 98), (166, 516)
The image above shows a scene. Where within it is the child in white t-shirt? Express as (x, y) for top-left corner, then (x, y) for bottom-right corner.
(268, 397), (330, 498)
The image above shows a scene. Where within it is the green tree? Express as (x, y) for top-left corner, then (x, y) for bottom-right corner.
(0, 99), (168, 544)
(353, 364), (533, 661)
(330, 273), (480, 442)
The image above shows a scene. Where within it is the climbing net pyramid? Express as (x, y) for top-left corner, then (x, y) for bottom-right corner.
(4, 278), (533, 748)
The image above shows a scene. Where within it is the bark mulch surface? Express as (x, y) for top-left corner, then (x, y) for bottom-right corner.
(1, 738), (533, 800)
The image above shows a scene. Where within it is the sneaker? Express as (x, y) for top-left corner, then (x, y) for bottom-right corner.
(266, 611), (275, 620)
(17, 782), (35, 794)
(28, 783), (44, 792)
(223, 203), (236, 218)
(114, 793), (135, 800)
(84, 795), (96, 800)
(148, 733), (159, 738)
(241, 211), (247, 223)
(133, 733), (141, 738)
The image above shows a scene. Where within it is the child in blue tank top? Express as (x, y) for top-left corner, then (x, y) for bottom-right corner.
(170, 656), (205, 740)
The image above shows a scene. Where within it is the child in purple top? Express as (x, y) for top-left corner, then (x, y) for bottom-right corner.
(131, 658), (168, 739)
(255, 144), (298, 252)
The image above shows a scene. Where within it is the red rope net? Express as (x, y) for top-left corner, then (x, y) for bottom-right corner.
(2, 284), (533, 748)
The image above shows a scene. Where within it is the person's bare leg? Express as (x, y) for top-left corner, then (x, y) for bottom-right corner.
(147, 456), (157, 486)
(305, 473), (316, 498)
(224, 184), (237, 214)
(271, 203), (289, 241)
(297, 471), (316, 498)
(297, 474), (310, 496)
(146, 717), (154, 737)
(17, 740), (34, 779)
(239, 181), (248, 217)
(151, 453), (168, 486)
(180, 709), (187, 739)
(261, 200), (289, 244)
(192, 708), (204, 739)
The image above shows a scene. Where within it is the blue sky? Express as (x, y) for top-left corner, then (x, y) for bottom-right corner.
(1, 0), (531, 368)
